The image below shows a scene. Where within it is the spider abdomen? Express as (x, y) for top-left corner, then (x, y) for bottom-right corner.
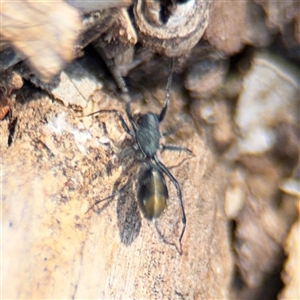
(137, 164), (168, 219)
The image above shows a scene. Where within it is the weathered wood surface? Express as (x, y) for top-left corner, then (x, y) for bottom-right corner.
(2, 84), (232, 299)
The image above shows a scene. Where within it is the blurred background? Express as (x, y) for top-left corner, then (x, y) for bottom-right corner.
(1, 1), (299, 299)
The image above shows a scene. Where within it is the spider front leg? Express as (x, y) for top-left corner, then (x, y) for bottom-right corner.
(158, 59), (174, 122)
(158, 72), (173, 123)
(87, 109), (133, 137)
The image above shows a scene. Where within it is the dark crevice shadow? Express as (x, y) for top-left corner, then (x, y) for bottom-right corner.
(7, 117), (17, 147)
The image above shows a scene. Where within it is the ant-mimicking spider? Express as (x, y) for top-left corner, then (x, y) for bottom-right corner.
(87, 62), (192, 243)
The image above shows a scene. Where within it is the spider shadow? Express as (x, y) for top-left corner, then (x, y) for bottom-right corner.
(88, 144), (193, 250)
(90, 152), (142, 246)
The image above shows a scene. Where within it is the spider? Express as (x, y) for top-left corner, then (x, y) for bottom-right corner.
(88, 66), (192, 243)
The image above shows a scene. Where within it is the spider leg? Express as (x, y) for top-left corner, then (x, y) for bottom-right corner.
(160, 144), (193, 155)
(158, 63), (173, 122)
(87, 109), (133, 136)
(125, 101), (137, 132)
(86, 159), (137, 215)
(154, 155), (186, 243)
(85, 194), (116, 214)
(154, 220), (182, 254)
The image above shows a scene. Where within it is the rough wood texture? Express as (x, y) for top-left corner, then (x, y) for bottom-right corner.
(2, 83), (232, 298)
(134, 0), (211, 57)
